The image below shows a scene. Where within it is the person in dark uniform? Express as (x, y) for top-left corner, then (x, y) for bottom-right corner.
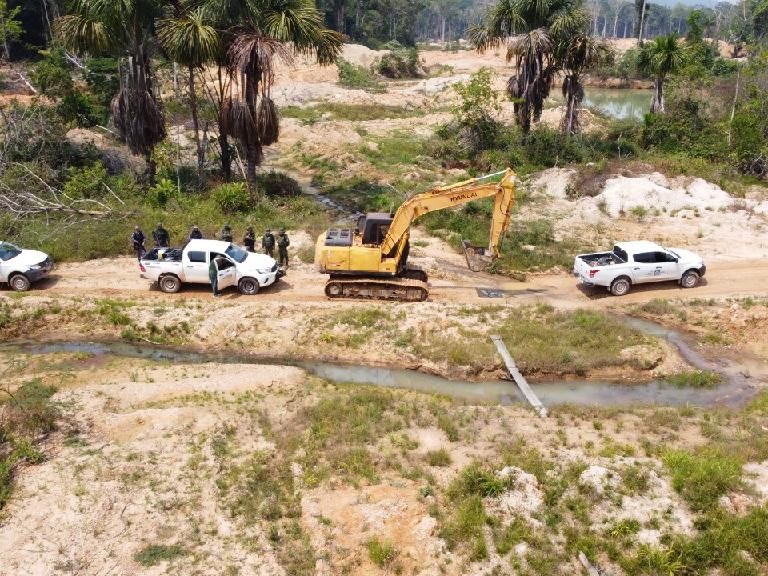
(277, 228), (290, 268)
(243, 226), (256, 252)
(189, 225), (203, 240)
(262, 228), (275, 258)
(219, 224), (233, 243)
(131, 225), (145, 260)
(209, 254), (222, 297)
(153, 223), (170, 248)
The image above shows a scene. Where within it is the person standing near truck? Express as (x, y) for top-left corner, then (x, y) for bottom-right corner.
(277, 228), (290, 268)
(189, 225), (203, 240)
(243, 227), (256, 252)
(131, 225), (146, 260)
(153, 223), (169, 248)
(209, 254), (222, 297)
(262, 229), (275, 258)
(219, 224), (233, 243)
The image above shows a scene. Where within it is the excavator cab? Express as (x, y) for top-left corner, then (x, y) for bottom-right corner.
(356, 213), (393, 246)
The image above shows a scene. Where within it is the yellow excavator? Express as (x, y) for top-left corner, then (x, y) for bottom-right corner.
(314, 168), (517, 302)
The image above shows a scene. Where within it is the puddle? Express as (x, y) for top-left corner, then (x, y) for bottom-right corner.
(2, 315), (762, 409)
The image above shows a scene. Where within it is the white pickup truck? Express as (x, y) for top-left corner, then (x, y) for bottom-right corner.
(139, 239), (283, 295)
(573, 241), (706, 296)
(0, 241), (54, 291)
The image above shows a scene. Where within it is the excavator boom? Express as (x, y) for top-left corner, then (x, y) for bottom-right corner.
(380, 168), (516, 259)
(315, 168), (517, 301)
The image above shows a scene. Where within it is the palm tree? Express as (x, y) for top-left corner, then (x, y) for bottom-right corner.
(639, 34), (685, 113)
(219, 0), (343, 182)
(157, 3), (220, 173)
(471, 0), (586, 134)
(56, 0), (165, 180)
(558, 34), (609, 134)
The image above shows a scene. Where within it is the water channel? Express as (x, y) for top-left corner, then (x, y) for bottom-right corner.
(2, 317), (761, 410)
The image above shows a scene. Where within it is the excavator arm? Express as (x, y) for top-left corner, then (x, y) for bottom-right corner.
(379, 168), (517, 260)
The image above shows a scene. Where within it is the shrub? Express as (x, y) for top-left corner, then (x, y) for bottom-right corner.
(62, 163), (110, 200)
(425, 449), (452, 467)
(662, 448), (742, 511)
(366, 537), (398, 567)
(146, 178), (177, 209)
(255, 171), (302, 197)
(336, 58), (384, 92)
(375, 42), (421, 79)
(211, 182), (252, 213)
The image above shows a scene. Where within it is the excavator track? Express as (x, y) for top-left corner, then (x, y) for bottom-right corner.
(325, 274), (429, 302)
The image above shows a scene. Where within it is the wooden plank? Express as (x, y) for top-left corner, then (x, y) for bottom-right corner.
(491, 335), (548, 418)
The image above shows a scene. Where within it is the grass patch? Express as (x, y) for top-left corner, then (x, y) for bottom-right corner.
(408, 306), (651, 376)
(282, 102), (422, 123)
(425, 448), (451, 467)
(1, 379), (58, 509)
(366, 537), (398, 567)
(133, 544), (188, 567)
(665, 370), (722, 389)
(663, 448), (742, 511)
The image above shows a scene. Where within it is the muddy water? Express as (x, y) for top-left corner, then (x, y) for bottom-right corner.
(3, 317), (762, 408)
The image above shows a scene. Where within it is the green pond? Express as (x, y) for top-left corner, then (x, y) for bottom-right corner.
(550, 88), (652, 121)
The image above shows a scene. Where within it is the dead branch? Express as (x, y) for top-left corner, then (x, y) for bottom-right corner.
(0, 163), (122, 218)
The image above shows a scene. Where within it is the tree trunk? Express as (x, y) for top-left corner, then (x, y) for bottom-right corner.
(336, 1), (345, 34)
(613, 12), (619, 38)
(246, 145), (259, 183)
(441, 16), (446, 45)
(216, 66), (232, 180)
(145, 150), (157, 185)
(188, 65), (204, 173)
(651, 77), (664, 113)
(638, 0), (647, 44)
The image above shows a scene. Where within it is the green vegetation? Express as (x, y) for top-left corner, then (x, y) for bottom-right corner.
(663, 448), (743, 511)
(425, 448), (452, 467)
(133, 544), (188, 567)
(366, 537), (398, 567)
(1, 380), (58, 509)
(281, 102), (423, 123)
(665, 370), (722, 389)
(408, 306), (651, 376)
(336, 58), (385, 92)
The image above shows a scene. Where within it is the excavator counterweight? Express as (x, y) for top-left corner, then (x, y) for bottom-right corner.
(315, 168), (517, 301)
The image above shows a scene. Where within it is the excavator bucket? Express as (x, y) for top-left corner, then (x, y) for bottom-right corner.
(462, 239), (493, 272)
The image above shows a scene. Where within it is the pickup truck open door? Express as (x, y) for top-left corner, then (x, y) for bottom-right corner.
(215, 256), (237, 290)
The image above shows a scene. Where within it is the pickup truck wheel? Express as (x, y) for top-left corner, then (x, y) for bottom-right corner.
(681, 270), (700, 289)
(9, 273), (30, 292)
(158, 275), (181, 294)
(610, 277), (631, 296)
(238, 277), (259, 295)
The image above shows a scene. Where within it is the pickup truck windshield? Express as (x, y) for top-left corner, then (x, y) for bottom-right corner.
(612, 246), (628, 263)
(225, 244), (248, 263)
(0, 243), (21, 261)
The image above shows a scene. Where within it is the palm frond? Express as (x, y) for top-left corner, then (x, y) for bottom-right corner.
(54, 14), (111, 54)
(157, 8), (220, 67)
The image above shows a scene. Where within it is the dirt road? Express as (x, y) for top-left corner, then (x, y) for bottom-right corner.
(35, 248), (768, 310)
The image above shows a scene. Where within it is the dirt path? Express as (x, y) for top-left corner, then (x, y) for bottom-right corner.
(35, 247), (768, 311)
